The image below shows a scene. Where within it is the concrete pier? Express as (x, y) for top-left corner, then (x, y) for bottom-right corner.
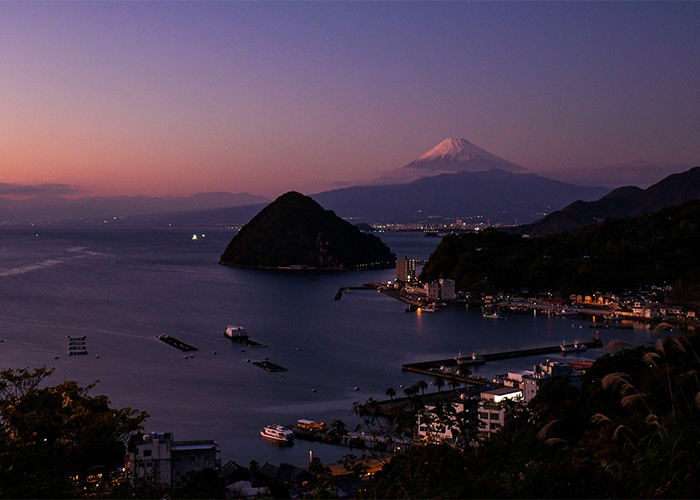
(402, 337), (602, 381)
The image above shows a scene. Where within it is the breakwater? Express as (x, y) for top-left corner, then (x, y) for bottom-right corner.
(402, 337), (603, 381)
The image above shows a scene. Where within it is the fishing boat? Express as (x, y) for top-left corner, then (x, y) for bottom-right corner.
(224, 325), (248, 340)
(455, 351), (486, 365)
(260, 425), (294, 443)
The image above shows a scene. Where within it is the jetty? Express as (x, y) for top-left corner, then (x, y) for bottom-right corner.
(252, 360), (287, 372)
(402, 337), (602, 381)
(334, 284), (376, 300)
(157, 335), (198, 352)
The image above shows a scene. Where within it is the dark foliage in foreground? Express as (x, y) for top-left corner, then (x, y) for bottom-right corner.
(359, 331), (700, 498)
(0, 367), (149, 498)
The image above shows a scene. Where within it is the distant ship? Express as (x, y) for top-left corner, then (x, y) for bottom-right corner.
(260, 425), (294, 443)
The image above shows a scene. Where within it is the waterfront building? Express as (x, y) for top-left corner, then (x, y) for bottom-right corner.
(428, 281), (441, 301)
(396, 256), (416, 283)
(427, 278), (456, 301)
(126, 432), (221, 485)
(521, 360), (582, 403)
(439, 278), (456, 301)
(480, 387), (522, 403)
(416, 402), (466, 443)
(477, 402), (508, 436)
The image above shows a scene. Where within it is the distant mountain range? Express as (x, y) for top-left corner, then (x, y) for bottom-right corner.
(312, 169), (608, 224)
(5, 137), (694, 228)
(111, 138), (610, 227)
(117, 169), (608, 227)
(516, 166), (700, 235)
(0, 192), (268, 224)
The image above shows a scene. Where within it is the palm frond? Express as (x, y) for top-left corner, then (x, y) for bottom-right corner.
(544, 437), (568, 446)
(606, 339), (633, 352)
(621, 393), (645, 409)
(591, 413), (612, 425)
(601, 372), (635, 394)
(536, 419), (560, 440)
(643, 351), (661, 369)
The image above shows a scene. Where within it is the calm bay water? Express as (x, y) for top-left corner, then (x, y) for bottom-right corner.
(0, 227), (658, 467)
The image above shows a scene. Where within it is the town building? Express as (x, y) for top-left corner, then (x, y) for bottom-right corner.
(480, 386), (522, 403)
(416, 402), (465, 443)
(126, 432), (221, 485)
(427, 278), (456, 301)
(477, 387), (522, 437)
(396, 256), (416, 283)
(521, 360), (583, 403)
(477, 402), (508, 436)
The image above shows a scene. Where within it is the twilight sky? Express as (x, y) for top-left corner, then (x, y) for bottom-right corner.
(1, 1), (699, 198)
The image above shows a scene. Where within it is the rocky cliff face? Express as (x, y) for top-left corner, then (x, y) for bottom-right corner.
(220, 191), (395, 270)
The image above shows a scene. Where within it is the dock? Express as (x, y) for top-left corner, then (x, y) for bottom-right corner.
(157, 335), (198, 352)
(334, 284), (377, 300)
(402, 337), (602, 381)
(252, 360), (287, 372)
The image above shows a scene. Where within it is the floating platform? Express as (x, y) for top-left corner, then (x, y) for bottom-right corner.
(230, 337), (267, 348)
(252, 360), (287, 372)
(157, 335), (198, 352)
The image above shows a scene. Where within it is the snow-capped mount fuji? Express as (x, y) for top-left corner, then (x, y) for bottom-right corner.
(403, 138), (526, 174)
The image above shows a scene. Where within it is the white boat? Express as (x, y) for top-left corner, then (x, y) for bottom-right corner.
(224, 325), (248, 340)
(260, 425), (294, 442)
(560, 340), (587, 352)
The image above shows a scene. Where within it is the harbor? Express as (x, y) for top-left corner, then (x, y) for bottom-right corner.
(402, 336), (602, 383)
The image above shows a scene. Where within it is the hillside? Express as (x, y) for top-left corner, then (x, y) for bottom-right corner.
(517, 166), (700, 235)
(420, 200), (700, 297)
(220, 192), (395, 270)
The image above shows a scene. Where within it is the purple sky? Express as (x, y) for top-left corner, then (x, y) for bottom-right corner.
(1, 1), (699, 198)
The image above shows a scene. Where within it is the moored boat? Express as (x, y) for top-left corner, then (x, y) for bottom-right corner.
(260, 424), (294, 443)
(455, 351), (486, 365)
(483, 311), (504, 319)
(224, 325), (248, 340)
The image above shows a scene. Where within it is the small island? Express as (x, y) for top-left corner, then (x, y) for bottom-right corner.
(220, 191), (395, 271)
